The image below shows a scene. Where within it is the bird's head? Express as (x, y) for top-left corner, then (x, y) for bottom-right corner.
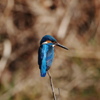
(40, 35), (68, 50)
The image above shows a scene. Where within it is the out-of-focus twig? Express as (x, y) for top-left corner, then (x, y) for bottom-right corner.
(0, 43), (3, 54)
(58, 88), (60, 100)
(0, 39), (12, 78)
(57, 0), (78, 39)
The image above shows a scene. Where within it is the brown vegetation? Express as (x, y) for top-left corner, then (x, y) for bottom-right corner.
(0, 0), (100, 100)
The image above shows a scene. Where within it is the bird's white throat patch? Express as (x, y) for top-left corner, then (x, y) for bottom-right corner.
(42, 41), (48, 44)
(52, 45), (55, 47)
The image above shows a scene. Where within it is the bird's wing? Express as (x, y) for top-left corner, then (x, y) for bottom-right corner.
(38, 44), (54, 76)
(38, 44), (48, 77)
(46, 46), (54, 70)
(38, 45), (47, 68)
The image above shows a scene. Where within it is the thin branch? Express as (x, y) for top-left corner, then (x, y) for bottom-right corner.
(48, 71), (57, 100)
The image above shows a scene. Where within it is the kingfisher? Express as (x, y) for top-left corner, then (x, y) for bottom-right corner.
(38, 35), (68, 77)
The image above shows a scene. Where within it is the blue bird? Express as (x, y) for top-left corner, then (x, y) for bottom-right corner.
(38, 35), (68, 77)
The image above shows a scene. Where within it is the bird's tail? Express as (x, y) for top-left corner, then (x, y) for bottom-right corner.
(40, 67), (47, 77)
(40, 72), (46, 77)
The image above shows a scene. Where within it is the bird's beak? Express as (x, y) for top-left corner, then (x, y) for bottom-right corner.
(56, 43), (68, 50)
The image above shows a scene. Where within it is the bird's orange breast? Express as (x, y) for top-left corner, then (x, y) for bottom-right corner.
(46, 40), (52, 43)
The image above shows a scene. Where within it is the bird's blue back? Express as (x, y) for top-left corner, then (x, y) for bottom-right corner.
(38, 43), (54, 77)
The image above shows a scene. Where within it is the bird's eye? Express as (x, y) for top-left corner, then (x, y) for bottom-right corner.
(52, 41), (57, 44)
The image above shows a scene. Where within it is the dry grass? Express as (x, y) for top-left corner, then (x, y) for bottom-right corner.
(0, 0), (100, 100)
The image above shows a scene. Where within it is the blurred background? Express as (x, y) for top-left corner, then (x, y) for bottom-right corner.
(0, 0), (100, 100)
